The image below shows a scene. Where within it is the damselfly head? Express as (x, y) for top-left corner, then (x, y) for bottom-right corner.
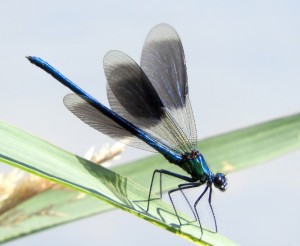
(213, 173), (227, 191)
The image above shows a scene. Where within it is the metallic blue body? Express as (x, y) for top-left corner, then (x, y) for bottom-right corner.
(28, 56), (183, 164)
(27, 56), (214, 182)
(180, 153), (212, 181)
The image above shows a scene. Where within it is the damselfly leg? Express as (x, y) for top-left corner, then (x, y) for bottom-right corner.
(146, 169), (194, 212)
(168, 182), (202, 226)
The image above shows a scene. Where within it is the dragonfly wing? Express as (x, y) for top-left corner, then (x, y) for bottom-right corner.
(104, 50), (164, 128)
(141, 23), (197, 149)
(104, 50), (194, 154)
(63, 93), (158, 152)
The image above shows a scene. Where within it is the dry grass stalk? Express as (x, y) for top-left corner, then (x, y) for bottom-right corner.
(0, 143), (124, 216)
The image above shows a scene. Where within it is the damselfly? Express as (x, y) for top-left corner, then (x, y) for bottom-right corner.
(27, 24), (227, 235)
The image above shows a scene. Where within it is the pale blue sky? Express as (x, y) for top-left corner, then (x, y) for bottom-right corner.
(1, 1), (300, 245)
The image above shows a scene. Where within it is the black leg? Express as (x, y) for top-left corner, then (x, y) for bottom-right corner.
(178, 183), (200, 221)
(194, 183), (210, 236)
(146, 169), (194, 212)
(208, 185), (218, 232)
(168, 182), (202, 225)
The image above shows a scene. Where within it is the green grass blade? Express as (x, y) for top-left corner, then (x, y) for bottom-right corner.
(116, 113), (300, 186)
(1, 112), (300, 244)
(0, 121), (235, 246)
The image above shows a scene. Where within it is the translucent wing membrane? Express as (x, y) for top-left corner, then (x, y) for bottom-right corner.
(104, 50), (195, 154)
(104, 51), (165, 128)
(141, 24), (197, 149)
(63, 93), (157, 152)
(64, 24), (198, 155)
(141, 24), (188, 109)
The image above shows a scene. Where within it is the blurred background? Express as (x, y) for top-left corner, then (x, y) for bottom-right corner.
(1, 1), (299, 245)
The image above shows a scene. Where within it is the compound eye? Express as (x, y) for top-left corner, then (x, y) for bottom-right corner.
(213, 173), (227, 191)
